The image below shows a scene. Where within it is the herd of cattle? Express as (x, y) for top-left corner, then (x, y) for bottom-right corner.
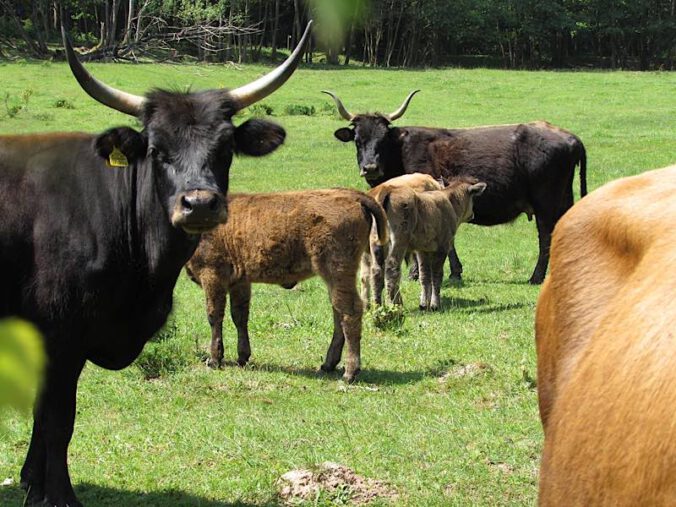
(0, 21), (673, 506)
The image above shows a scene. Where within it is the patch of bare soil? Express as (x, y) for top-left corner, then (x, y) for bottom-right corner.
(278, 461), (398, 505)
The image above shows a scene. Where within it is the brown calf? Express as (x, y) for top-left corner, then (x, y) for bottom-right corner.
(362, 176), (486, 310)
(185, 188), (387, 382)
(536, 164), (676, 505)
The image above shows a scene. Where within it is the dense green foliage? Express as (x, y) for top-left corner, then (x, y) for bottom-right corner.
(0, 0), (674, 69)
(0, 62), (674, 505)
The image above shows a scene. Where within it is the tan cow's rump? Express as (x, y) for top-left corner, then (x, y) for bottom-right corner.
(536, 164), (676, 506)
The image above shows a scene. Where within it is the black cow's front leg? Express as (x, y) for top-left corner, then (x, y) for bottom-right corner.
(530, 216), (554, 284)
(448, 247), (463, 282)
(22, 356), (85, 507)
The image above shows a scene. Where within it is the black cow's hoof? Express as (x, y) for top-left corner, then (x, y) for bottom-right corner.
(419, 304), (428, 311)
(319, 363), (337, 373)
(236, 357), (250, 367)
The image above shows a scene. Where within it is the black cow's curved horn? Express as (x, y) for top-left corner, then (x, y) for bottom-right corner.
(386, 90), (420, 121)
(61, 25), (145, 117)
(231, 21), (313, 110)
(321, 90), (355, 121)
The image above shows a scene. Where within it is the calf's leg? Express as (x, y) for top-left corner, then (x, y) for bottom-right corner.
(321, 308), (345, 373)
(417, 252), (433, 310)
(321, 275), (363, 383)
(371, 242), (387, 306)
(202, 275), (227, 368)
(359, 251), (372, 309)
(229, 282), (252, 366)
(385, 242), (407, 306)
(407, 255), (419, 281)
(430, 250), (447, 310)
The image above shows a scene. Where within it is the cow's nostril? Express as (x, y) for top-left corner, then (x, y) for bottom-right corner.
(181, 195), (193, 212)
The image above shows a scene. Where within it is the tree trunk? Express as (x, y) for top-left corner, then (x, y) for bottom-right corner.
(271, 0), (280, 59)
(293, 0), (302, 46)
(122, 0), (134, 45)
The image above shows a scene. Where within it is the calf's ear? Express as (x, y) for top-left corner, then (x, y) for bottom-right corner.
(469, 182), (487, 196)
(334, 127), (355, 142)
(95, 127), (147, 164)
(234, 118), (286, 156)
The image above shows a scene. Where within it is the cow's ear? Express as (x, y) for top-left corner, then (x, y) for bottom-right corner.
(234, 118), (286, 156)
(469, 182), (487, 196)
(95, 127), (147, 164)
(334, 127), (354, 143)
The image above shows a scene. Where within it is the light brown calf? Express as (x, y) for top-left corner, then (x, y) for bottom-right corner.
(362, 176), (486, 310)
(185, 188), (387, 382)
(360, 173), (444, 306)
(536, 164), (676, 506)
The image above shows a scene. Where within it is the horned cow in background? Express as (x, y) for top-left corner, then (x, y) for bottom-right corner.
(325, 90), (587, 284)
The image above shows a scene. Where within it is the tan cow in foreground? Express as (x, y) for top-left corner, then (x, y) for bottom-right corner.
(536, 164), (676, 506)
(363, 175), (486, 310)
(185, 188), (387, 383)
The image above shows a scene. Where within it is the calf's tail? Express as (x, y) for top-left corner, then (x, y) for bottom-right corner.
(359, 194), (388, 246)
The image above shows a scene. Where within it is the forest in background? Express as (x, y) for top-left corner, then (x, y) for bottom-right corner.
(0, 0), (674, 70)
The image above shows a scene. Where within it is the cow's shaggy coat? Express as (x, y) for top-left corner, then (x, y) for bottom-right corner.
(186, 188), (388, 382)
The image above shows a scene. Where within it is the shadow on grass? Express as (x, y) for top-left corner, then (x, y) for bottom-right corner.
(436, 296), (531, 314)
(0, 483), (279, 507)
(244, 362), (430, 386)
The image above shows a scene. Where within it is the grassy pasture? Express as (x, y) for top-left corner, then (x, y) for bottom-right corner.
(0, 60), (674, 506)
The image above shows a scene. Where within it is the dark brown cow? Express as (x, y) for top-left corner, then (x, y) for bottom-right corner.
(185, 188), (388, 383)
(0, 24), (311, 506)
(325, 90), (587, 284)
(536, 164), (676, 505)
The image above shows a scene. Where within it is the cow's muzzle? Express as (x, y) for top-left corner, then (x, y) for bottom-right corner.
(172, 190), (228, 234)
(360, 163), (383, 180)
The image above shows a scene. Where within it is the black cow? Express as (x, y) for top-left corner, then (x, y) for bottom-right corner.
(0, 23), (311, 507)
(324, 90), (587, 284)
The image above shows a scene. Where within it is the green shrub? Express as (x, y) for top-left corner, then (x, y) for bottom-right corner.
(248, 102), (274, 116)
(53, 98), (75, 109)
(284, 103), (316, 116)
(3, 88), (33, 118)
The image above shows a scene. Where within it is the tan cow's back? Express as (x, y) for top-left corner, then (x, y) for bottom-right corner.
(537, 164), (676, 506)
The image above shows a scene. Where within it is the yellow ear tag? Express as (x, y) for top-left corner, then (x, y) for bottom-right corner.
(108, 147), (129, 167)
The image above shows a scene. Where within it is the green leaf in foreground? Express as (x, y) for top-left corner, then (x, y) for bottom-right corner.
(0, 319), (45, 416)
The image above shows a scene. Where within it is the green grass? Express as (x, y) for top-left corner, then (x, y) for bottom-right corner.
(0, 61), (674, 506)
